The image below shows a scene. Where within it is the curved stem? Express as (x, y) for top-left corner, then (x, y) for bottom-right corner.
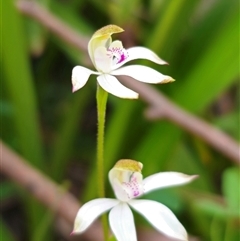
(96, 83), (109, 240)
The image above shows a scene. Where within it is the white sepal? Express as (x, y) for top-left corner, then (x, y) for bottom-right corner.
(72, 66), (98, 92)
(109, 203), (137, 241)
(129, 199), (188, 241)
(73, 198), (119, 234)
(111, 65), (174, 84)
(143, 172), (198, 194)
(97, 74), (138, 99)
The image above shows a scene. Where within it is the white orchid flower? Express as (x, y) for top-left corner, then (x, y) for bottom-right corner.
(72, 25), (174, 99)
(72, 159), (197, 241)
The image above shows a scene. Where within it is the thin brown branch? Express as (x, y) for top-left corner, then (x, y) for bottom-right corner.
(16, 0), (89, 52)
(17, 2), (239, 162)
(120, 76), (240, 164)
(0, 140), (190, 241)
(0, 140), (104, 241)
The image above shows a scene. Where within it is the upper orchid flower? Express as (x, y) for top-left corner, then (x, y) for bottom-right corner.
(72, 25), (174, 99)
(72, 159), (197, 241)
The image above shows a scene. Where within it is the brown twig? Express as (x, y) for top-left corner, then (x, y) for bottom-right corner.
(0, 140), (187, 241)
(120, 76), (240, 164)
(0, 141), (104, 241)
(17, 0), (240, 164)
(16, 0), (89, 52)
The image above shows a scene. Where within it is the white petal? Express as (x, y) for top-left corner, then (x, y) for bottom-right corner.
(143, 172), (198, 194)
(97, 74), (138, 99)
(72, 198), (119, 234)
(113, 47), (168, 69)
(94, 46), (112, 73)
(109, 203), (137, 241)
(109, 40), (124, 49)
(129, 199), (188, 241)
(88, 36), (111, 67)
(72, 66), (98, 92)
(109, 169), (130, 202)
(111, 65), (174, 84)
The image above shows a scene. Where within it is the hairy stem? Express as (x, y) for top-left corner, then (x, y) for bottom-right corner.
(96, 83), (109, 240)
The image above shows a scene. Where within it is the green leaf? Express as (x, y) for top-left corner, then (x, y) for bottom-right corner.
(142, 188), (184, 213)
(50, 87), (92, 182)
(133, 122), (181, 175)
(2, 0), (44, 167)
(51, 0), (92, 35)
(146, 0), (199, 55)
(2, 2), (51, 240)
(24, 0), (50, 55)
(0, 182), (17, 200)
(173, 7), (239, 112)
(44, 1), (92, 63)
(194, 199), (229, 218)
(133, 0), (239, 176)
(0, 218), (16, 241)
(166, 142), (215, 192)
(214, 112), (240, 141)
(109, 0), (141, 25)
(222, 167), (240, 214)
(32, 181), (70, 241)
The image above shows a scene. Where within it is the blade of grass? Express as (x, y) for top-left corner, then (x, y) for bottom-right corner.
(0, 218), (16, 241)
(166, 142), (215, 192)
(132, 1), (239, 174)
(49, 0), (92, 63)
(44, 0), (94, 181)
(109, 0), (141, 24)
(222, 167), (240, 214)
(32, 181), (71, 241)
(2, 1), (52, 240)
(50, 88), (92, 182)
(2, 0), (44, 167)
(25, 0), (50, 55)
(146, 0), (199, 55)
(173, 8), (239, 111)
(175, 0), (235, 78)
(51, 0), (92, 35)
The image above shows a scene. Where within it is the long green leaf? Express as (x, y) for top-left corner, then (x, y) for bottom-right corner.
(132, 1), (239, 176)
(0, 218), (16, 241)
(25, 0), (50, 55)
(46, 1), (95, 181)
(223, 167), (240, 214)
(51, 88), (92, 181)
(2, 1), (52, 240)
(146, 0), (199, 55)
(173, 8), (239, 111)
(2, 0), (44, 167)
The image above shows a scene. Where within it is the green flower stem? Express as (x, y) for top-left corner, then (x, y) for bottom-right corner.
(96, 83), (109, 240)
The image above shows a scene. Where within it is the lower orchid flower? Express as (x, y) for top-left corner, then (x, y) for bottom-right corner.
(72, 25), (174, 99)
(72, 159), (197, 241)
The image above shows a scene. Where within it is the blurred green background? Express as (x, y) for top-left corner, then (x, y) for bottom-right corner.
(1, 0), (239, 240)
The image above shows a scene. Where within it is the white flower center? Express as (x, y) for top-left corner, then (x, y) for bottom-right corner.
(109, 160), (144, 202)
